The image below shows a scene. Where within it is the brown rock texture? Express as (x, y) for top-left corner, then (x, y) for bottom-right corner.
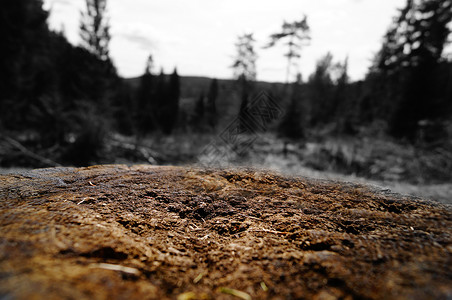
(0, 165), (451, 299)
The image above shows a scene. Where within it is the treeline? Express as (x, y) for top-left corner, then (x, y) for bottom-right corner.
(0, 0), (182, 166)
(135, 57), (180, 136)
(363, 0), (452, 142)
(1, 0), (451, 167)
(0, 0), (118, 165)
(231, 0), (452, 144)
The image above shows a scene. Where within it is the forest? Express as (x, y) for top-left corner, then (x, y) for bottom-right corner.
(1, 0), (452, 191)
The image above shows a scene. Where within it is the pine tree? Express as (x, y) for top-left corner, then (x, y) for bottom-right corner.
(279, 73), (305, 139)
(79, 0), (111, 61)
(238, 82), (251, 132)
(136, 55), (156, 133)
(264, 16), (310, 84)
(332, 57), (355, 133)
(232, 34), (257, 82)
(193, 93), (205, 131)
(0, 0), (50, 128)
(206, 79), (218, 129)
(371, 0), (452, 140)
(231, 34), (257, 131)
(77, 0), (117, 120)
(376, 0), (451, 72)
(307, 52), (335, 125)
(154, 69), (167, 132)
(154, 68), (180, 135)
(166, 68), (180, 134)
(195, 94), (205, 119)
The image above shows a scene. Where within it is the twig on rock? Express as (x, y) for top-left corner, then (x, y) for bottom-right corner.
(89, 263), (140, 275)
(249, 228), (290, 235)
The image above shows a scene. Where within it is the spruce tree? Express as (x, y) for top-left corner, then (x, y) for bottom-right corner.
(166, 68), (180, 134)
(193, 93), (205, 131)
(372, 0), (452, 140)
(238, 81), (251, 132)
(136, 55), (156, 133)
(206, 79), (218, 129)
(307, 52), (335, 125)
(154, 69), (167, 132)
(232, 34), (257, 82)
(231, 34), (257, 131)
(264, 16), (310, 84)
(79, 0), (111, 61)
(78, 0), (117, 119)
(279, 73), (305, 139)
(0, 0), (50, 129)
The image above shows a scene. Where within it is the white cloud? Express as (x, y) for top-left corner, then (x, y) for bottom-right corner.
(117, 32), (156, 51)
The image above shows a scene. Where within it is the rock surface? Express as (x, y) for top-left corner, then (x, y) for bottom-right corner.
(0, 165), (451, 299)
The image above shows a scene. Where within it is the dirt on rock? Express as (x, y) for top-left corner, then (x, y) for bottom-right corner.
(0, 165), (451, 299)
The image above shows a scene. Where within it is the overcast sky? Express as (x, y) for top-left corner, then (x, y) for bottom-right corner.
(43, 0), (407, 82)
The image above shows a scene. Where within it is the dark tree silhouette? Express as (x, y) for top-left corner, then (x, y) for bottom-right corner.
(332, 57), (356, 133)
(307, 52), (335, 125)
(154, 69), (167, 132)
(76, 0), (117, 118)
(371, 0), (452, 140)
(0, 0), (123, 167)
(195, 94), (205, 119)
(114, 82), (135, 135)
(152, 68), (180, 135)
(279, 73), (305, 139)
(238, 90), (251, 132)
(231, 34), (257, 131)
(166, 68), (180, 134)
(264, 16), (310, 83)
(136, 55), (156, 134)
(376, 0), (451, 72)
(79, 0), (111, 61)
(232, 34), (257, 81)
(0, 0), (50, 129)
(192, 93), (205, 131)
(206, 79), (218, 129)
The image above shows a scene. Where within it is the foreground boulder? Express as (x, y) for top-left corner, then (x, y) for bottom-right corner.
(0, 165), (451, 299)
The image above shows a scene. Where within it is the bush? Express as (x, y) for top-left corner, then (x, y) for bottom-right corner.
(61, 107), (108, 166)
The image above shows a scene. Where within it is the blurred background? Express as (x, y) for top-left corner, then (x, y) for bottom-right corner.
(1, 0), (451, 203)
